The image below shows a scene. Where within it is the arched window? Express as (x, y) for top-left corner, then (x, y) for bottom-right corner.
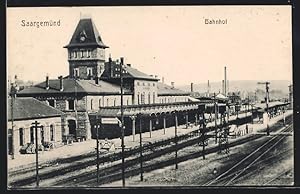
(50, 125), (55, 141)
(30, 127), (34, 143)
(153, 92), (156, 104)
(40, 126), (45, 144)
(141, 92), (145, 104)
(19, 128), (24, 146)
(148, 93), (151, 104)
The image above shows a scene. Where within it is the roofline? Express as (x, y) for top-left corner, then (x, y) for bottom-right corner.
(158, 93), (190, 96)
(8, 114), (62, 122)
(63, 44), (109, 49)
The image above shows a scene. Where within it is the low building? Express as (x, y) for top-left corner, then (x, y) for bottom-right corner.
(7, 97), (64, 156)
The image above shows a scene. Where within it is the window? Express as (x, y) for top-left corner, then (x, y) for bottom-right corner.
(19, 128), (24, 146)
(40, 126), (44, 144)
(30, 127), (34, 143)
(153, 92), (156, 104)
(137, 82), (140, 86)
(87, 50), (91, 58)
(127, 99), (129, 105)
(153, 83), (155, 87)
(99, 99), (102, 108)
(106, 99), (109, 106)
(143, 82), (145, 86)
(50, 125), (55, 141)
(148, 93), (151, 104)
(141, 92), (145, 104)
(148, 83), (150, 86)
(137, 93), (140, 105)
(113, 98), (116, 106)
(91, 99), (93, 110)
(87, 68), (93, 76)
(68, 99), (75, 110)
(81, 50), (85, 58)
(74, 68), (79, 78)
(48, 99), (55, 107)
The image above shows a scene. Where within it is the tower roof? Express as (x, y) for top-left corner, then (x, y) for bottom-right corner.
(64, 18), (109, 49)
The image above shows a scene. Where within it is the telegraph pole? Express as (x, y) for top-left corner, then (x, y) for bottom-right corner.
(139, 114), (143, 181)
(10, 83), (16, 160)
(214, 93), (218, 144)
(120, 57), (125, 187)
(32, 121), (41, 187)
(258, 82), (270, 135)
(201, 109), (206, 160)
(174, 111), (178, 169)
(95, 116), (100, 184)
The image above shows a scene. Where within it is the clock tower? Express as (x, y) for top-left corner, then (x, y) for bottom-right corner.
(64, 17), (109, 81)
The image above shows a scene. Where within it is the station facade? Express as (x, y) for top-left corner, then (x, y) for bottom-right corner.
(17, 17), (200, 141)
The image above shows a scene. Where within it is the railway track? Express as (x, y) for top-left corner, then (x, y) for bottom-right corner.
(8, 115), (293, 187)
(202, 124), (293, 186)
(53, 119), (293, 187)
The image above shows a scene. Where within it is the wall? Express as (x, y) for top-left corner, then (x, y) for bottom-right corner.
(7, 116), (63, 155)
(157, 95), (189, 104)
(134, 80), (158, 105)
(86, 94), (133, 111)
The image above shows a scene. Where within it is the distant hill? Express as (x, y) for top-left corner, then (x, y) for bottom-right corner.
(178, 80), (291, 101)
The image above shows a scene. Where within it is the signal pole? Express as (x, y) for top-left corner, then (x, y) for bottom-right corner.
(258, 82), (270, 135)
(120, 57), (125, 187)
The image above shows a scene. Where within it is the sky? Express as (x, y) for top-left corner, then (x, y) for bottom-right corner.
(7, 6), (292, 86)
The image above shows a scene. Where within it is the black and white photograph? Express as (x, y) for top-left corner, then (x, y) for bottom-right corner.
(6, 5), (293, 188)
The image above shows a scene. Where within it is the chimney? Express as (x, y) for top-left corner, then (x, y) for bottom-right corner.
(162, 77), (165, 84)
(155, 75), (158, 78)
(171, 82), (175, 89)
(127, 64), (131, 67)
(207, 80), (210, 97)
(58, 76), (64, 91)
(191, 83), (194, 92)
(222, 80), (225, 94)
(45, 75), (49, 90)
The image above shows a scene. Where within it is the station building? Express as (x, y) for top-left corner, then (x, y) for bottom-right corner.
(17, 17), (201, 141)
(7, 97), (64, 155)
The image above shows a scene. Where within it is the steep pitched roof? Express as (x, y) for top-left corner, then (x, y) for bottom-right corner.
(18, 78), (131, 95)
(7, 97), (63, 121)
(64, 18), (108, 48)
(123, 65), (158, 80)
(102, 61), (159, 81)
(157, 82), (190, 96)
